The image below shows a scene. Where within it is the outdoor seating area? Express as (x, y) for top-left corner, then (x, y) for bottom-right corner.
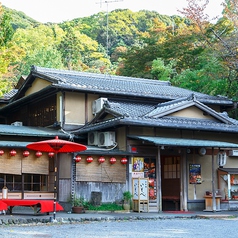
(0, 199), (64, 215)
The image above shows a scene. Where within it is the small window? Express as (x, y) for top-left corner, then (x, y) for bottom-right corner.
(24, 174), (48, 191)
(0, 173), (48, 192)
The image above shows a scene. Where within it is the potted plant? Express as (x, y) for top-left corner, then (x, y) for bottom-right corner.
(123, 191), (132, 211)
(72, 196), (85, 213)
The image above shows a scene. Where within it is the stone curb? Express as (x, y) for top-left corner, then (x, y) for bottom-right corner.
(1, 214), (237, 226)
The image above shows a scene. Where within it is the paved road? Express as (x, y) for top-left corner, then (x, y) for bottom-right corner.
(0, 217), (237, 238)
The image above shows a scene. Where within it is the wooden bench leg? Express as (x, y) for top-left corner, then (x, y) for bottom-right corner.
(174, 200), (179, 210)
(34, 205), (37, 215)
(9, 206), (13, 214)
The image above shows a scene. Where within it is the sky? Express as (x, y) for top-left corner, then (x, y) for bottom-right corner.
(0, 0), (224, 23)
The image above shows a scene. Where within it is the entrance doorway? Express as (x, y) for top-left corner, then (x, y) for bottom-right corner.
(161, 156), (181, 211)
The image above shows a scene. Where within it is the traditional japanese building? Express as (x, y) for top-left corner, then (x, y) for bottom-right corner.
(1, 65), (238, 211)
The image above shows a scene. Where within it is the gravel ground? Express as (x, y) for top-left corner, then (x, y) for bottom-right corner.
(0, 218), (237, 238)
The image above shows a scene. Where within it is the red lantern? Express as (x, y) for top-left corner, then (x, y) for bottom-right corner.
(110, 157), (116, 164)
(75, 155), (81, 163)
(86, 156), (93, 163)
(98, 156), (105, 163)
(48, 152), (55, 158)
(121, 157), (127, 164)
(35, 151), (42, 157)
(23, 150), (30, 157)
(0, 150), (4, 156)
(10, 149), (17, 156)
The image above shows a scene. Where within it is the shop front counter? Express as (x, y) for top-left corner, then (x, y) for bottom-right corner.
(204, 195), (222, 212)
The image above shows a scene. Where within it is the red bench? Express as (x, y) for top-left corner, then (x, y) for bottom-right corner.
(1, 199), (64, 215)
(0, 200), (8, 213)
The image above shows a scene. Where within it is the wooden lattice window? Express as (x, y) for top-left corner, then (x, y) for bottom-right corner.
(28, 96), (56, 127)
(0, 174), (48, 192)
(163, 156), (180, 179)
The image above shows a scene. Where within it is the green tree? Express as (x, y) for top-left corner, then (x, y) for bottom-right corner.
(12, 24), (64, 75)
(118, 17), (194, 78)
(0, 4), (25, 96)
(171, 55), (228, 96)
(179, 0), (238, 100)
(151, 58), (177, 81)
(58, 24), (109, 71)
(0, 6), (14, 46)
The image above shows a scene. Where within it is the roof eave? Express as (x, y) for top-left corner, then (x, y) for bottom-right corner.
(76, 117), (238, 134)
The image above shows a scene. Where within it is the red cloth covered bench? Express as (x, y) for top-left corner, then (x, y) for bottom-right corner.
(1, 199), (64, 215)
(0, 200), (8, 213)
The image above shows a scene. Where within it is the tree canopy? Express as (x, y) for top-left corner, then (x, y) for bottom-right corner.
(0, 0), (238, 106)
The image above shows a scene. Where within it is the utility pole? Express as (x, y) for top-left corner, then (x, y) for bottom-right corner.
(96, 0), (123, 57)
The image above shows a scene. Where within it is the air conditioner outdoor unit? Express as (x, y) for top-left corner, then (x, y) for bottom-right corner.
(98, 132), (115, 147)
(92, 98), (107, 115)
(88, 132), (98, 145)
(229, 150), (238, 157)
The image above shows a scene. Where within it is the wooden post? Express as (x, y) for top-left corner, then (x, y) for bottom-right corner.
(212, 147), (216, 212)
(182, 150), (188, 211)
(157, 146), (162, 212)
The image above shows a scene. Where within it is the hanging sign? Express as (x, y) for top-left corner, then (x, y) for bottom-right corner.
(132, 172), (144, 178)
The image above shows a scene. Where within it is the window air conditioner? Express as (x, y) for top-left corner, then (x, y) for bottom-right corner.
(88, 132), (98, 145)
(229, 150), (238, 157)
(92, 98), (107, 115)
(98, 132), (115, 147)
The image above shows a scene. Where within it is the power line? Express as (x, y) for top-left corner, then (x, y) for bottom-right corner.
(96, 0), (123, 57)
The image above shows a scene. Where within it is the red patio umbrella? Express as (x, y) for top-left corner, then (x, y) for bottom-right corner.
(27, 136), (87, 153)
(27, 136), (87, 220)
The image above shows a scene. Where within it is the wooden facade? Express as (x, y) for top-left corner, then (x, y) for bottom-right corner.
(76, 156), (126, 183)
(1, 66), (238, 212)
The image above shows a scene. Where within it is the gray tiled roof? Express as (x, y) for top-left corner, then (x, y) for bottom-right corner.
(31, 66), (233, 105)
(145, 95), (195, 117)
(144, 94), (237, 124)
(0, 89), (18, 100)
(77, 97), (238, 133)
(128, 136), (238, 148)
(0, 124), (71, 138)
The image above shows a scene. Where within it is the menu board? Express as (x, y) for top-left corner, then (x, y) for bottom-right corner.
(132, 178), (149, 200)
(189, 164), (201, 184)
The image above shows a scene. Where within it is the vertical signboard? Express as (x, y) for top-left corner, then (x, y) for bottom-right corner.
(132, 178), (149, 212)
(189, 164), (201, 184)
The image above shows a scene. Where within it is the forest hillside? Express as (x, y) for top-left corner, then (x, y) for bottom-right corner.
(0, 0), (238, 114)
